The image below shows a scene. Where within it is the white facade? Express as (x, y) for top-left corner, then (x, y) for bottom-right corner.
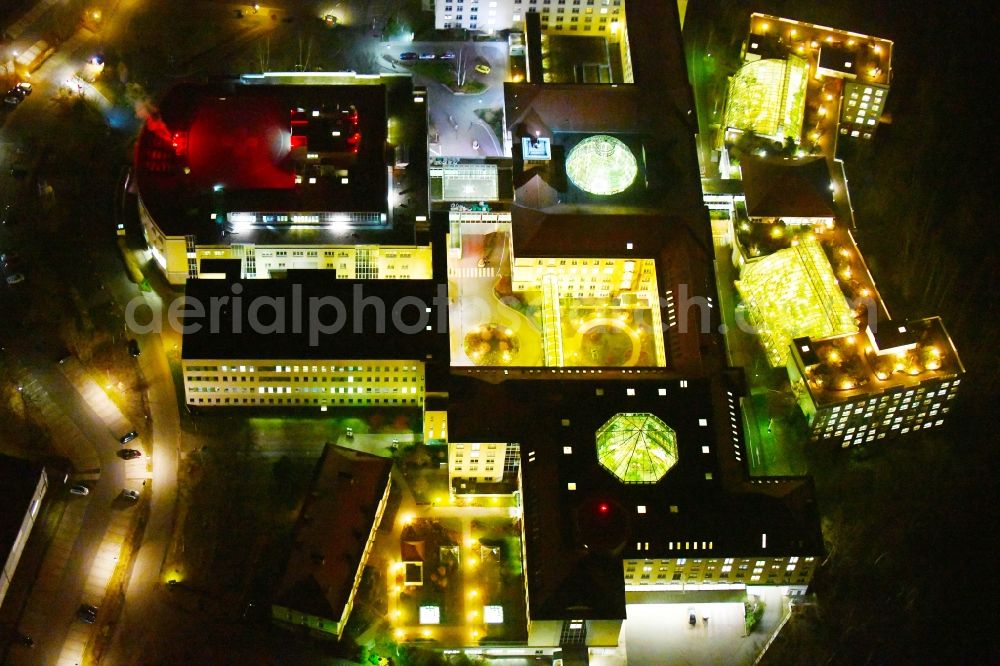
(183, 359), (425, 408)
(436, 0), (625, 34)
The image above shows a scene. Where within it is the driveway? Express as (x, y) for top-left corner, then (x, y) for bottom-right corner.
(380, 41), (509, 158)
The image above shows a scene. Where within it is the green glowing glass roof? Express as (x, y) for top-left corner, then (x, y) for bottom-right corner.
(596, 413), (678, 484)
(724, 55), (808, 140)
(565, 135), (637, 196)
(735, 235), (857, 366)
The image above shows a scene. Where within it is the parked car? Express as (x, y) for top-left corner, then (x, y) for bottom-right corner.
(439, 50), (456, 60)
(77, 604), (97, 623)
(128, 339), (140, 356)
(5, 273), (25, 285)
(418, 52), (436, 60)
(69, 484), (90, 496)
(688, 608), (697, 625)
(474, 62), (491, 75)
(4, 94), (21, 107)
(119, 430), (138, 444)
(118, 449), (142, 460)
(16, 82), (32, 96)
(122, 489), (140, 501)
(399, 52), (418, 61)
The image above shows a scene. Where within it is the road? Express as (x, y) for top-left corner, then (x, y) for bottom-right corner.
(378, 41), (509, 158)
(1, 0), (181, 662)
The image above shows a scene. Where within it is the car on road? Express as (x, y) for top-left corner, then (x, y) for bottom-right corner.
(5, 273), (25, 285)
(688, 607), (697, 625)
(4, 93), (21, 107)
(419, 52), (436, 60)
(472, 139), (480, 151)
(122, 489), (140, 501)
(118, 449), (142, 460)
(119, 430), (138, 444)
(16, 82), (32, 96)
(439, 50), (456, 60)
(69, 484), (90, 496)
(77, 604), (98, 623)
(399, 52), (418, 61)
(475, 62), (491, 75)
(128, 339), (140, 356)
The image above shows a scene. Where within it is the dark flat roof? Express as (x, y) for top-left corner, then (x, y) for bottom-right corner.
(135, 82), (411, 241)
(504, 83), (703, 216)
(0, 455), (45, 559)
(446, 377), (824, 620)
(740, 155), (835, 218)
(273, 444), (391, 622)
(181, 273), (449, 362)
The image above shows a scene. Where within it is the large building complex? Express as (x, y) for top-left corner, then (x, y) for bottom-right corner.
(134, 74), (431, 284)
(0, 455), (48, 610)
(271, 444), (392, 638)
(723, 13), (893, 148)
(446, 378), (823, 647)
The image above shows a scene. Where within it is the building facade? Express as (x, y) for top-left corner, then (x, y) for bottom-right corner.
(183, 359), (426, 408)
(0, 456), (48, 610)
(788, 318), (964, 448)
(434, 0), (687, 33)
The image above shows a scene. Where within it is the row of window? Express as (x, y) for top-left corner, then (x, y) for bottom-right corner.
(189, 396), (421, 405)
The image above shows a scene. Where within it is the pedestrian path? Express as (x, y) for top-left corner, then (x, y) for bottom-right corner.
(58, 358), (134, 438)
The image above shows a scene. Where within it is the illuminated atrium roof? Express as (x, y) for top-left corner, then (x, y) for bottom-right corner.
(565, 135), (638, 196)
(736, 235), (857, 366)
(596, 413), (678, 484)
(724, 56), (808, 140)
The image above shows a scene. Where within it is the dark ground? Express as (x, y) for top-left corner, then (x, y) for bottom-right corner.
(687, 1), (998, 663)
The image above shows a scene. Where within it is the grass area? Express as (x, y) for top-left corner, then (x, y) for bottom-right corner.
(474, 108), (504, 144)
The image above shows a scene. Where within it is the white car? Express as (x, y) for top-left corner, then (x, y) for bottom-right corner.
(70, 484), (90, 496)
(122, 489), (140, 501)
(5, 273), (25, 285)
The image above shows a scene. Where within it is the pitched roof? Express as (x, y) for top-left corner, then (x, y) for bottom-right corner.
(741, 155), (835, 218)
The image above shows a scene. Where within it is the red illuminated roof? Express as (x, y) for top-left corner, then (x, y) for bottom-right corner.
(185, 96), (295, 191)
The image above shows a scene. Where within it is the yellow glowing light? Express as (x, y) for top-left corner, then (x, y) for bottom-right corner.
(471, 629), (480, 639)
(789, 29), (797, 37)
(840, 380), (855, 390)
(466, 538), (477, 548)
(394, 629), (405, 639)
(469, 588), (479, 598)
(467, 556), (479, 568)
(770, 226), (784, 239)
(846, 335), (856, 345)
(393, 586), (401, 595)
(859, 287), (872, 297)
(422, 629), (431, 638)
(873, 44), (882, 54)
(825, 93), (834, 102)
(760, 22), (770, 32)
(468, 610), (479, 620)
(827, 350), (841, 363)
(818, 106), (827, 117)
(811, 41), (819, 48)
(400, 512), (414, 525)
